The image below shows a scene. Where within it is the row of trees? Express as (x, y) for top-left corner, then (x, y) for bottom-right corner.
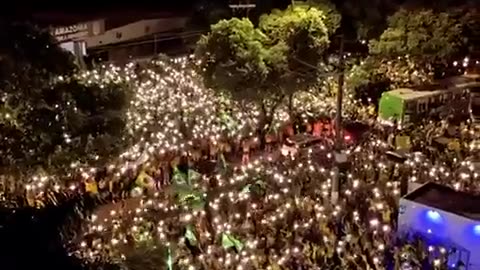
(0, 1), (477, 177)
(195, 1), (479, 140)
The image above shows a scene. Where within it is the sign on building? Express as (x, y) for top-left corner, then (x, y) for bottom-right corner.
(51, 20), (104, 43)
(52, 23), (89, 42)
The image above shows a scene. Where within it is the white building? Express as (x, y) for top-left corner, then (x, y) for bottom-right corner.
(398, 182), (480, 269)
(50, 15), (191, 64)
(51, 20), (105, 63)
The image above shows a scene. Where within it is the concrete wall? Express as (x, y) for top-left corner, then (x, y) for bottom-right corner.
(398, 198), (480, 269)
(85, 18), (187, 48)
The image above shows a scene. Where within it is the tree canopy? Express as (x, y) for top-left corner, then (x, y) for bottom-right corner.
(369, 9), (463, 62)
(296, 0), (341, 35)
(196, 18), (288, 103)
(259, 4), (333, 76)
(196, 4), (335, 136)
(0, 22), (130, 175)
(312, 0), (404, 39)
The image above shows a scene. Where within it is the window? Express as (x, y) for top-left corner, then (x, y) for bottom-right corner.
(418, 101), (428, 112)
(79, 41), (86, 56)
(471, 93), (480, 116)
(417, 102), (423, 112)
(116, 32), (122, 39)
(145, 26), (150, 33)
(406, 101), (415, 112)
(92, 21), (102, 35)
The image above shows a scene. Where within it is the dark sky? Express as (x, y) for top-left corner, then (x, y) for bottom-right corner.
(10, 0), (201, 12)
(5, 0), (209, 24)
(4, 0), (293, 26)
(4, 0), (302, 25)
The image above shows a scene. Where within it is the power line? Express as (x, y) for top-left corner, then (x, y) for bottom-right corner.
(292, 57), (340, 78)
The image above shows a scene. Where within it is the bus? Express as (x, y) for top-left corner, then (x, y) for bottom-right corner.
(378, 75), (480, 127)
(467, 74), (480, 122)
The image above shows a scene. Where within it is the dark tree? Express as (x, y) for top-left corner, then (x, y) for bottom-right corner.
(308, 0), (404, 40)
(0, 192), (121, 270)
(0, 22), (130, 176)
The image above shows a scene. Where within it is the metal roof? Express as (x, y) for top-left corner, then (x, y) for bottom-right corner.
(404, 182), (480, 221)
(385, 88), (447, 101)
(385, 74), (480, 101)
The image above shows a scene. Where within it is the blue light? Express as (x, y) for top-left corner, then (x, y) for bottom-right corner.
(463, 224), (480, 245)
(473, 225), (480, 236)
(415, 209), (447, 237)
(426, 210), (442, 224)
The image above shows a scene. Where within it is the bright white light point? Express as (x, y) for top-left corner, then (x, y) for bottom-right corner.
(426, 210), (442, 223)
(474, 225), (480, 235)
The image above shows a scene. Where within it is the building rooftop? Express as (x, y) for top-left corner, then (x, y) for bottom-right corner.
(385, 75), (480, 101)
(404, 182), (480, 221)
(386, 88), (446, 101)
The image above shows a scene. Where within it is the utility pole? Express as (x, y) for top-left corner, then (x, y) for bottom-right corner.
(331, 35), (346, 204)
(335, 36), (345, 150)
(291, 35), (349, 203)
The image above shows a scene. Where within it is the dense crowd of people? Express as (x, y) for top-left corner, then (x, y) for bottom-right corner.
(1, 57), (479, 270)
(68, 118), (479, 270)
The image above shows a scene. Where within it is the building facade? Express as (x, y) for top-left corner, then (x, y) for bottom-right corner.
(50, 14), (191, 65)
